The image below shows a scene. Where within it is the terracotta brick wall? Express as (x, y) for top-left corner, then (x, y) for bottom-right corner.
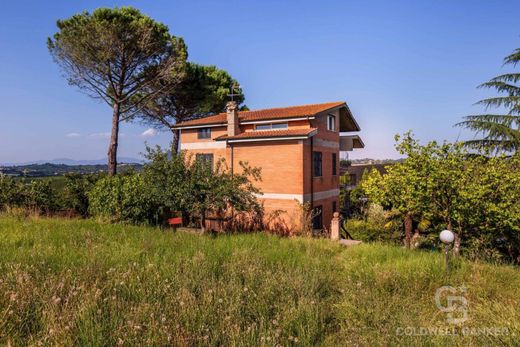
(180, 126), (227, 142)
(232, 140), (304, 194)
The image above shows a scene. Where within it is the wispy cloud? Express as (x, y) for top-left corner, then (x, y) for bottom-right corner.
(89, 132), (111, 138)
(66, 132), (81, 138)
(140, 128), (157, 138)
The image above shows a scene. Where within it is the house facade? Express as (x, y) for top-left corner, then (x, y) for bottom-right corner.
(173, 101), (363, 231)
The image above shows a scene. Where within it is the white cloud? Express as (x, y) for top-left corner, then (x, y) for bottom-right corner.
(66, 132), (81, 137)
(89, 132), (111, 138)
(140, 128), (157, 138)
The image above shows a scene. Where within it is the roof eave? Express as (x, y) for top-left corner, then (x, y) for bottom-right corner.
(172, 123), (226, 130)
(216, 129), (318, 143)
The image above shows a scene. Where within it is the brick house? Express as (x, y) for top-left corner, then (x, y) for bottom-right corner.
(173, 101), (364, 231)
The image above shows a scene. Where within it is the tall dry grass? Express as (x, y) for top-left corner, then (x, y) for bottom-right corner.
(0, 215), (518, 346)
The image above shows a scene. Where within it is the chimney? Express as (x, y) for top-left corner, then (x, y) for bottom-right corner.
(226, 101), (240, 137)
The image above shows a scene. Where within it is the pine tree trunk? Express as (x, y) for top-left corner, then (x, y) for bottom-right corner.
(453, 227), (461, 257)
(171, 129), (180, 156)
(107, 103), (120, 176)
(404, 214), (412, 249)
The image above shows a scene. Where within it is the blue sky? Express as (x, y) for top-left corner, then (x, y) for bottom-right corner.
(0, 0), (518, 163)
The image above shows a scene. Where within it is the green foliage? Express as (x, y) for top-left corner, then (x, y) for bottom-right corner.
(344, 204), (401, 243)
(359, 133), (520, 263)
(62, 173), (103, 216)
(48, 6), (187, 174)
(0, 174), (22, 208)
(181, 63), (246, 116)
(187, 155), (261, 230)
(47, 7), (185, 109)
(1, 216), (519, 345)
(138, 62), (245, 152)
(0, 174), (60, 213)
(88, 173), (156, 224)
(457, 47), (520, 153)
(88, 146), (262, 228)
(141, 147), (191, 213)
(22, 180), (58, 213)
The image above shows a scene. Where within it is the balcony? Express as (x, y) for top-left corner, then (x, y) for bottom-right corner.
(339, 135), (364, 151)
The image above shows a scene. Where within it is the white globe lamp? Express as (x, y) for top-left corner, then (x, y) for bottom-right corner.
(440, 229), (454, 244)
(439, 229), (455, 274)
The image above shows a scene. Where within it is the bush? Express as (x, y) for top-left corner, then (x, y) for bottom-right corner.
(22, 180), (59, 213)
(344, 205), (401, 244)
(0, 175), (60, 214)
(0, 174), (21, 209)
(88, 174), (157, 224)
(62, 173), (101, 216)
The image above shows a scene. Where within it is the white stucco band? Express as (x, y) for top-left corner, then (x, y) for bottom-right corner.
(180, 142), (227, 150)
(254, 189), (339, 204)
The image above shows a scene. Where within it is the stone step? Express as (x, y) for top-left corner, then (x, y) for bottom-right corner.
(339, 239), (362, 247)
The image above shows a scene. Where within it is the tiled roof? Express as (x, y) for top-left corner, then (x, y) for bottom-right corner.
(215, 128), (317, 141)
(173, 101), (345, 128)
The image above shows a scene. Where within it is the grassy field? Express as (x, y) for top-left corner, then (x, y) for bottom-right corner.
(0, 216), (518, 346)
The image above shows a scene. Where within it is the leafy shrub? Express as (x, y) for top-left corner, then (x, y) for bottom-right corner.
(22, 180), (59, 213)
(0, 174), (22, 209)
(344, 204), (402, 244)
(62, 173), (102, 216)
(88, 174), (157, 224)
(87, 146), (263, 229)
(0, 175), (60, 214)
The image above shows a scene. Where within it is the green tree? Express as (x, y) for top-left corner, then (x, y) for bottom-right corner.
(138, 63), (245, 154)
(362, 133), (432, 248)
(457, 47), (520, 153)
(361, 133), (520, 262)
(425, 142), (470, 255)
(186, 156), (261, 232)
(48, 7), (187, 175)
(142, 146), (192, 214)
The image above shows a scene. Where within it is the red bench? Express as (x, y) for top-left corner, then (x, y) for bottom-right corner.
(167, 217), (182, 229)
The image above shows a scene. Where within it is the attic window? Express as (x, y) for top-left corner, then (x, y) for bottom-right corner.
(255, 123), (288, 131)
(327, 115), (336, 131)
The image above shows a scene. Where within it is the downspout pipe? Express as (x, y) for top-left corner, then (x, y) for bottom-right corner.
(230, 141), (234, 175)
(310, 136), (314, 210)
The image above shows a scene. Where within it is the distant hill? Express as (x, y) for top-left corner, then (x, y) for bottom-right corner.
(1, 157), (144, 166)
(0, 162), (143, 177)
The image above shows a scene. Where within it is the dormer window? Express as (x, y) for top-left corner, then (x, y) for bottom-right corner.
(255, 122), (288, 131)
(327, 115), (336, 131)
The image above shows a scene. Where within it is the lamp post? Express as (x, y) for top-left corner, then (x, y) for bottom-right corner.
(440, 229), (455, 274)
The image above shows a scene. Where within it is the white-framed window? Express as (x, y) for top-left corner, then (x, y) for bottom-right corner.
(327, 115), (336, 131)
(255, 122), (288, 131)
